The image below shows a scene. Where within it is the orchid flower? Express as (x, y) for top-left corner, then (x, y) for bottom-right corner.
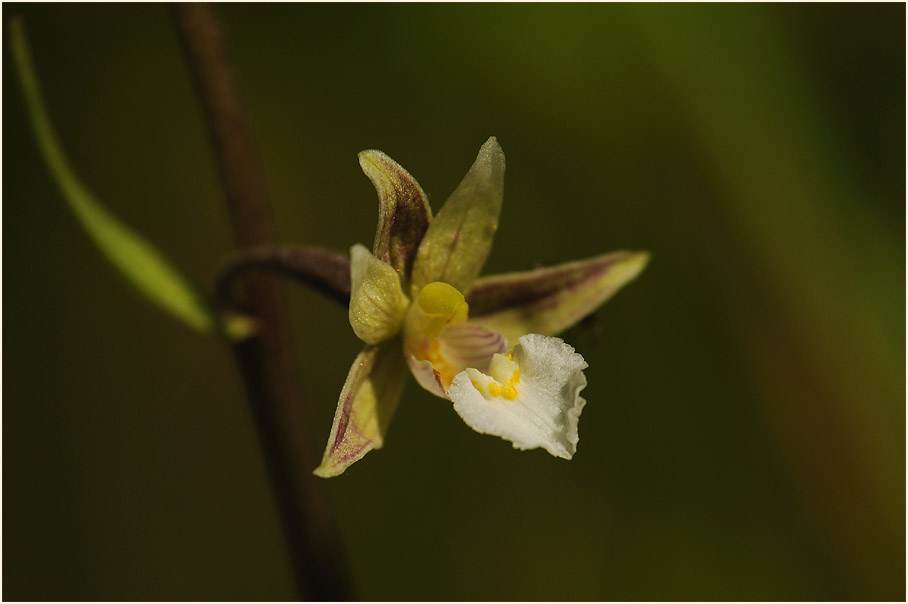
(314, 137), (648, 477)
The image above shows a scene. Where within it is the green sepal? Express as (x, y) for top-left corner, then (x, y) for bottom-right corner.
(359, 149), (432, 282)
(314, 339), (408, 478)
(410, 137), (505, 294)
(9, 19), (252, 340)
(348, 244), (410, 345)
(466, 251), (650, 344)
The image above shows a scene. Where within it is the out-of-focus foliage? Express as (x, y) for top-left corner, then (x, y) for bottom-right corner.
(3, 3), (903, 601)
(8, 19), (253, 341)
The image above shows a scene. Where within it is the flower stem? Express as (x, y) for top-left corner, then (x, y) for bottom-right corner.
(217, 245), (351, 308)
(173, 4), (352, 600)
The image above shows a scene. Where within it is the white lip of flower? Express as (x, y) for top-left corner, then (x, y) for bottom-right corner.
(314, 137), (648, 478)
(450, 334), (588, 460)
(400, 279), (587, 459)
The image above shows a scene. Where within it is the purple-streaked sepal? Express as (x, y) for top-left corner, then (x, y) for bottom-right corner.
(466, 250), (650, 344)
(359, 150), (432, 280)
(410, 137), (505, 294)
(314, 340), (408, 478)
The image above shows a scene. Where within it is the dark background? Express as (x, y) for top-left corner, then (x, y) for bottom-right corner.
(3, 3), (904, 601)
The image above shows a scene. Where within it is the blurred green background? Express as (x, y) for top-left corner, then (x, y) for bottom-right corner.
(3, 3), (904, 601)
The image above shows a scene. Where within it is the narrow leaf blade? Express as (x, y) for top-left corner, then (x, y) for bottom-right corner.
(10, 19), (247, 339)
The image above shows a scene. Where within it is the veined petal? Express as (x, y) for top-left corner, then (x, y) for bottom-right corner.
(449, 334), (588, 459)
(410, 137), (505, 294)
(438, 322), (509, 376)
(348, 244), (410, 345)
(359, 149), (432, 279)
(466, 251), (650, 344)
(406, 322), (509, 398)
(315, 340), (408, 478)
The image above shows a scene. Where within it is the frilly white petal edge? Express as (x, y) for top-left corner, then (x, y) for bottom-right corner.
(448, 333), (588, 459)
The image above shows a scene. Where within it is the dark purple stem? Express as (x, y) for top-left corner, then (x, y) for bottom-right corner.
(173, 4), (352, 600)
(217, 245), (351, 309)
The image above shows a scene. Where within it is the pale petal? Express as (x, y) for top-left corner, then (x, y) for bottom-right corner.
(410, 137), (505, 294)
(407, 356), (448, 399)
(449, 334), (588, 459)
(359, 149), (432, 279)
(314, 341), (408, 478)
(467, 251), (650, 344)
(406, 322), (508, 397)
(437, 322), (509, 376)
(348, 244), (410, 345)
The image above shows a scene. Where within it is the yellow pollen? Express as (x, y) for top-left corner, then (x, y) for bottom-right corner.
(479, 352), (523, 401)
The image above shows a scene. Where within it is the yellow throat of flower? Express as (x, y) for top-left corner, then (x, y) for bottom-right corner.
(473, 352), (521, 401)
(405, 281), (469, 340)
(403, 282), (470, 387)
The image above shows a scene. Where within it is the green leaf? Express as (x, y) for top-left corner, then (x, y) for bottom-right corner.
(359, 149), (432, 281)
(466, 251), (650, 344)
(314, 340), (408, 478)
(410, 137), (505, 294)
(9, 19), (251, 340)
